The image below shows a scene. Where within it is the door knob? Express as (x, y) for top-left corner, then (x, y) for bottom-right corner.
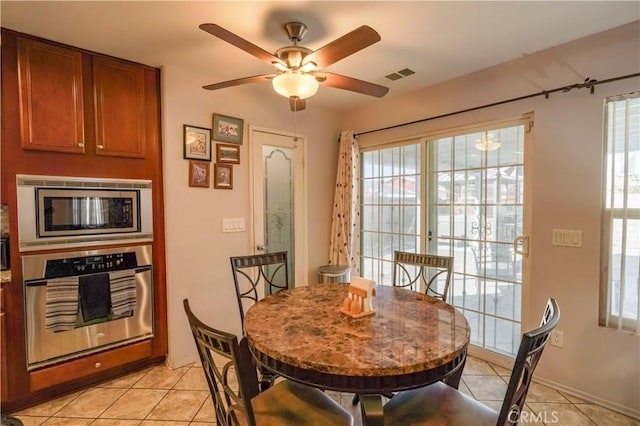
(256, 244), (267, 251)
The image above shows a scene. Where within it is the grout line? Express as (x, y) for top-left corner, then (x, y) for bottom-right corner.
(10, 359), (639, 425)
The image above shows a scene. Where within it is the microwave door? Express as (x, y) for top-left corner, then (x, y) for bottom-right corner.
(38, 189), (139, 237)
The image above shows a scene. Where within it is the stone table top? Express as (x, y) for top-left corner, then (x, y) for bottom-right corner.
(244, 283), (470, 392)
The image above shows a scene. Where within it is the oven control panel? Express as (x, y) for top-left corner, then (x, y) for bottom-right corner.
(44, 252), (139, 278)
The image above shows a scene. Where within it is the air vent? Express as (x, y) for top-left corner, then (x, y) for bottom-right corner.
(385, 68), (416, 81)
(398, 68), (415, 77)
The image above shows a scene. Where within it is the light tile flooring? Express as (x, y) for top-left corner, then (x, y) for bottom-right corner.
(8, 356), (639, 425)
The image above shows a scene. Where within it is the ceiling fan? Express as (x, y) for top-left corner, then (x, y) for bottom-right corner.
(200, 22), (389, 111)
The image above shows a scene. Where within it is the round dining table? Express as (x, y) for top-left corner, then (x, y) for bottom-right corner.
(243, 283), (470, 424)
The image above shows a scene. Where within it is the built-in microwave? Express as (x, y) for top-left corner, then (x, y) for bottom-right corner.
(17, 175), (153, 251)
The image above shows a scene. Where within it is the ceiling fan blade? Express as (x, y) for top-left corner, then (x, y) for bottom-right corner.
(305, 26), (381, 69)
(203, 74), (276, 90)
(289, 97), (306, 111)
(318, 72), (389, 98)
(200, 23), (284, 66)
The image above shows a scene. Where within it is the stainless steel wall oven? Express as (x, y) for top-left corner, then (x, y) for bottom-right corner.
(23, 245), (153, 370)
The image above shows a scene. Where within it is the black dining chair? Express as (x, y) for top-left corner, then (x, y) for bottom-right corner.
(383, 298), (560, 425)
(183, 299), (353, 426)
(230, 251), (289, 325)
(393, 250), (454, 301)
(353, 250), (456, 406)
(229, 251), (289, 390)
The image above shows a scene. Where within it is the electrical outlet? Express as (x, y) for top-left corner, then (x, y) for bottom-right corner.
(550, 330), (563, 347)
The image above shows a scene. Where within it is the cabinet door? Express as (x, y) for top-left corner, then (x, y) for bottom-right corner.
(17, 38), (85, 153)
(93, 56), (146, 158)
(1, 285), (7, 401)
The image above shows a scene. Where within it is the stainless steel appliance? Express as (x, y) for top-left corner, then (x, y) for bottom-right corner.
(17, 175), (153, 251)
(23, 245), (153, 370)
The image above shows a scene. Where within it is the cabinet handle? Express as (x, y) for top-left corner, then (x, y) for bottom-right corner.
(95, 362), (102, 368)
(97, 145), (104, 149)
(77, 142), (85, 147)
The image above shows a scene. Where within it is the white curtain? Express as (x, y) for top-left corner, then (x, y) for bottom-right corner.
(328, 131), (360, 274)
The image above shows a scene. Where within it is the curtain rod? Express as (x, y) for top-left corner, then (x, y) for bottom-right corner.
(354, 73), (640, 138)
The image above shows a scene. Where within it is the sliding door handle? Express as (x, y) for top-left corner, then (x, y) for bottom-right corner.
(514, 235), (529, 257)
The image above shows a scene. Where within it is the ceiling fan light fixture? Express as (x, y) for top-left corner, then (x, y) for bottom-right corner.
(272, 72), (319, 99)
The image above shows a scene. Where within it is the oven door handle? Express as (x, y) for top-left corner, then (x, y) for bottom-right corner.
(26, 265), (151, 286)
(25, 279), (47, 287)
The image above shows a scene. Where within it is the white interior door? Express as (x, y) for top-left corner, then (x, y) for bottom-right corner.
(250, 126), (307, 288)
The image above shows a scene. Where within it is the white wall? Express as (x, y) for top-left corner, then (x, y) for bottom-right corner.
(161, 63), (341, 368)
(341, 22), (640, 416)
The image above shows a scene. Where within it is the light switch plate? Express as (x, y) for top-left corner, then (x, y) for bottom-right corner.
(222, 218), (245, 233)
(552, 229), (582, 247)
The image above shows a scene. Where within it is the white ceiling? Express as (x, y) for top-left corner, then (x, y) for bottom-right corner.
(2, 1), (638, 111)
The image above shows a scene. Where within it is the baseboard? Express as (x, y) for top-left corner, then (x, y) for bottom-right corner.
(468, 349), (640, 420)
(533, 376), (640, 421)
(165, 354), (197, 370)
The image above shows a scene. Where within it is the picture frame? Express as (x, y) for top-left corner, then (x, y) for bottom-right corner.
(213, 113), (244, 145)
(183, 125), (212, 161)
(214, 163), (233, 189)
(188, 160), (210, 188)
(216, 143), (240, 164)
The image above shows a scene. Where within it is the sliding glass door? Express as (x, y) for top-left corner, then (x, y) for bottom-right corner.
(426, 125), (526, 357)
(360, 121), (529, 359)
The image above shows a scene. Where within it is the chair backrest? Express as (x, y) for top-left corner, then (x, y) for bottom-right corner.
(497, 298), (560, 425)
(393, 250), (454, 301)
(183, 299), (260, 426)
(229, 251), (289, 325)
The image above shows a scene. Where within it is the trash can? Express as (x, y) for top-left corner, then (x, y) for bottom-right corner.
(318, 265), (351, 284)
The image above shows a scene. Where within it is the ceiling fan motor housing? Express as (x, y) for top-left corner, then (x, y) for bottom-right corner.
(284, 22), (308, 43)
(275, 46), (313, 69)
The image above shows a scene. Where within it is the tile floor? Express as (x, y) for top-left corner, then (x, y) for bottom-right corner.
(8, 356), (639, 425)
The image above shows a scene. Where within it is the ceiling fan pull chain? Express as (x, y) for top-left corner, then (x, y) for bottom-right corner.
(293, 97), (299, 142)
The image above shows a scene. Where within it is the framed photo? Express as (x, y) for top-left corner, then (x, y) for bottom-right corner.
(183, 125), (211, 161)
(189, 160), (210, 188)
(216, 143), (240, 164)
(213, 113), (244, 145)
(214, 163), (233, 189)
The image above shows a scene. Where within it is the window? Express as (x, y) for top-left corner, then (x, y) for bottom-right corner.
(601, 92), (640, 333)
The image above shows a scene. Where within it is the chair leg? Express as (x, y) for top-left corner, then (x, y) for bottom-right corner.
(351, 393), (360, 405)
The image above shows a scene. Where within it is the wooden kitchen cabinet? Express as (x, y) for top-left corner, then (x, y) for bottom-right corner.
(17, 38), (86, 154)
(16, 36), (148, 158)
(1, 285), (7, 401)
(93, 56), (147, 158)
(1, 28), (167, 412)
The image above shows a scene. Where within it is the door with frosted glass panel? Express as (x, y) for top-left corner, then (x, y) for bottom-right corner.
(427, 124), (527, 358)
(251, 128), (306, 291)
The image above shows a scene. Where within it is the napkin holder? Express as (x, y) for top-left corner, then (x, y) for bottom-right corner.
(340, 276), (376, 318)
